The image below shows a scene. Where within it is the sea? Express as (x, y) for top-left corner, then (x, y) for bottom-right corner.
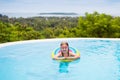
(1, 13), (83, 18)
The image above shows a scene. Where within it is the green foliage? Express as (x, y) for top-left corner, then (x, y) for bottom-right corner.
(0, 20), (41, 43)
(0, 12), (120, 43)
(77, 12), (120, 38)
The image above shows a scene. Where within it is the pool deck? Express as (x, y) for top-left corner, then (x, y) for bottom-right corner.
(0, 38), (120, 48)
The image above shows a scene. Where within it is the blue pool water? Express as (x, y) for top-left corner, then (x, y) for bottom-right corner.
(0, 38), (120, 80)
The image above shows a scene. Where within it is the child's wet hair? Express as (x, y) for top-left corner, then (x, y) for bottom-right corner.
(60, 41), (69, 46)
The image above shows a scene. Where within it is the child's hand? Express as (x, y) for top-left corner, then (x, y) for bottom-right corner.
(64, 57), (68, 59)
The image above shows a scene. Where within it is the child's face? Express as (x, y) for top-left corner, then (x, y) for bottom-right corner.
(61, 44), (68, 53)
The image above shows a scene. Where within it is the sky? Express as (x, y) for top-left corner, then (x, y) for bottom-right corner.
(0, 0), (120, 16)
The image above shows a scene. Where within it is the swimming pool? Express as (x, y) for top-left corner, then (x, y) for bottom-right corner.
(0, 38), (120, 80)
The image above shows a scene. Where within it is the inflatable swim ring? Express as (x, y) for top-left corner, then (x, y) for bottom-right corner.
(51, 47), (80, 62)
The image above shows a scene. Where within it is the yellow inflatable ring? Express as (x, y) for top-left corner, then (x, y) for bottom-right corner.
(51, 47), (80, 62)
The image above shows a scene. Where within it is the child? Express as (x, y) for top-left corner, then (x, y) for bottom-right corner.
(53, 41), (80, 60)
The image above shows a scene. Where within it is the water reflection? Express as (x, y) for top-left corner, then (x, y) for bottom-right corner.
(59, 62), (69, 73)
(58, 59), (80, 73)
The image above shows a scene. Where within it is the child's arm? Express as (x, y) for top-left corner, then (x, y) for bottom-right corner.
(53, 52), (62, 60)
(68, 52), (80, 59)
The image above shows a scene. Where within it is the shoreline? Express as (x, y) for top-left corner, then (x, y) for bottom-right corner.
(0, 38), (120, 48)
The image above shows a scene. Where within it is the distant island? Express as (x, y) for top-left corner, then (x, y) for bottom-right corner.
(39, 12), (78, 15)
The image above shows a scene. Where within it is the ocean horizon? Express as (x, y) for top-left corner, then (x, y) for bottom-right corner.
(1, 12), (120, 18)
(1, 12), (83, 18)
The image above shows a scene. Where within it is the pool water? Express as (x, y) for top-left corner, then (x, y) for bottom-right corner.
(0, 39), (120, 80)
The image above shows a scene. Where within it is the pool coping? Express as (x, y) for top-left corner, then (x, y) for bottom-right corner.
(0, 38), (120, 48)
